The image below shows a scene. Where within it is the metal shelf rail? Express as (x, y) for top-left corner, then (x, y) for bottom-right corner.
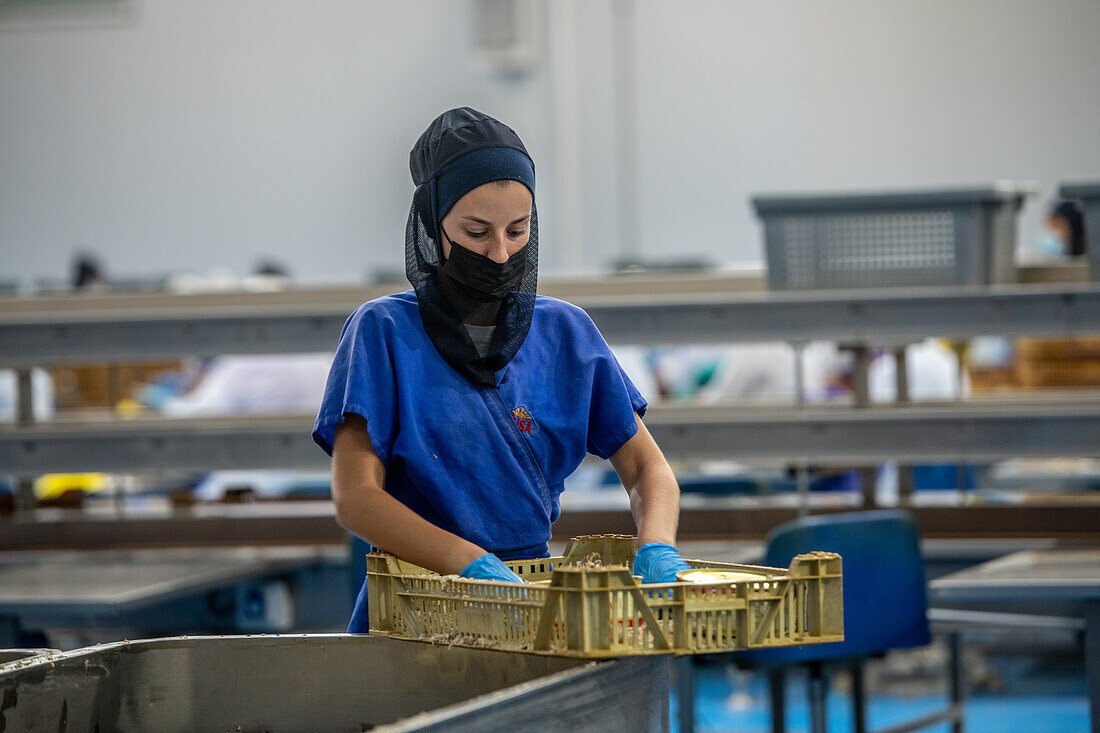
(2, 283), (1100, 367)
(2, 401), (1100, 474)
(2, 279), (1100, 521)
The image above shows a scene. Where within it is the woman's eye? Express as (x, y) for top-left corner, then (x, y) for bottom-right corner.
(464, 230), (487, 239)
(508, 230), (526, 238)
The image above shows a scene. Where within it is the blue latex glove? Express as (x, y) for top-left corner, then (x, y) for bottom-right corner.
(459, 553), (525, 583)
(632, 542), (691, 584)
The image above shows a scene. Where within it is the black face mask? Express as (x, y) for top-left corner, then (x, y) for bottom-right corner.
(440, 229), (530, 302)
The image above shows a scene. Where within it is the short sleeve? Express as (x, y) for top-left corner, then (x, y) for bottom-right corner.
(583, 323), (648, 461)
(312, 303), (399, 464)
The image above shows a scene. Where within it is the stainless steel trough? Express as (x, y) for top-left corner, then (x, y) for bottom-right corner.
(0, 633), (670, 732)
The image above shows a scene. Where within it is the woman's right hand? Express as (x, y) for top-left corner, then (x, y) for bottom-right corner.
(459, 553), (525, 583)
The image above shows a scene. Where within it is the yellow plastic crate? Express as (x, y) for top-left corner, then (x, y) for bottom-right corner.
(365, 534), (843, 658)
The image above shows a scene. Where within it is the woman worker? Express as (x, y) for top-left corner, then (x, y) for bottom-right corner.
(1038, 199), (1087, 258)
(312, 108), (690, 632)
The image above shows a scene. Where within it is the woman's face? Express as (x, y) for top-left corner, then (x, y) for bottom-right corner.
(440, 180), (532, 264)
(1046, 213), (1073, 243)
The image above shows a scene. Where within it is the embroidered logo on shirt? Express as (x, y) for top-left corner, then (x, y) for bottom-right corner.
(511, 406), (539, 437)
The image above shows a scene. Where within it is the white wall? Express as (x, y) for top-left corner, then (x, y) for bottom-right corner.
(0, 0), (556, 286)
(632, 0), (1100, 266)
(2, 0), (1099, 288)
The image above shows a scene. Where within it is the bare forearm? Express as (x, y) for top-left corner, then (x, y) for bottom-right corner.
(331, 416), (485, 575)
(611, 416), (683, 548)
(627, 461), (681, 547)
(335, 487), (485, 575)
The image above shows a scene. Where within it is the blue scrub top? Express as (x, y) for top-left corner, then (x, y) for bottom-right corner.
(313, 291), (646, 629)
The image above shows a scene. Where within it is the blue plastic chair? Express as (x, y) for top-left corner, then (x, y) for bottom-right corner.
(735, 509), (933, 733)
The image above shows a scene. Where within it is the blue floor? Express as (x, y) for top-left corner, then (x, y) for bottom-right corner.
(672, 662), (1090, 733)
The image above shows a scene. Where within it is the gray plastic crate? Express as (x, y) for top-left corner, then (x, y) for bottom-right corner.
(1057, 182), (1099, 281)
(753, 185), (1034, 290)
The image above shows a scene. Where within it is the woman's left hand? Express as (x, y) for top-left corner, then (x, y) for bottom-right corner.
(632, 542), (691, 584)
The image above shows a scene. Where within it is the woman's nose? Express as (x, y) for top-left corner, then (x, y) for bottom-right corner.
(487, 232), (510, 263)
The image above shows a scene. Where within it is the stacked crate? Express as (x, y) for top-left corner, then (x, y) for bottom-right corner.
(1015, 337), (1100, 389)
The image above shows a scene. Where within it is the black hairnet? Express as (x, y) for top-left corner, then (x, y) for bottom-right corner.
(405, 108), (538, 387)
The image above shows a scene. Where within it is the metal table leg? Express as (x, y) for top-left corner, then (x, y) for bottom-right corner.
(949, 632), (966, 733)
(1087, 600), (1099, 733)
(676, 655), (696, 733)
(852, 661), (866, 733)
(848, 345), (871, 409)
(893, 346), (914, 503)
(769, 668), (786, 733)
(0, 616), (20, 648)
(843, 344), (878, 509)
(808, 662), (828, 733)
(14, 369), (37, 513)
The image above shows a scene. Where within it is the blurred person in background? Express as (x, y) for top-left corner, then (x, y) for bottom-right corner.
(313, 108), (691, 633)
(1038, 199), (1087, 258)
(72, 252), (106, 290)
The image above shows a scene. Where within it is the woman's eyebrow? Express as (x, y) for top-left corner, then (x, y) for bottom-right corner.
(461, 215), (531, 226)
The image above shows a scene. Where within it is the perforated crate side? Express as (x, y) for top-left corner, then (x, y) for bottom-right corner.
(754, 187), (1030, 290)
(363, 546), (843, 658)
(741, 552), (844, 648)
